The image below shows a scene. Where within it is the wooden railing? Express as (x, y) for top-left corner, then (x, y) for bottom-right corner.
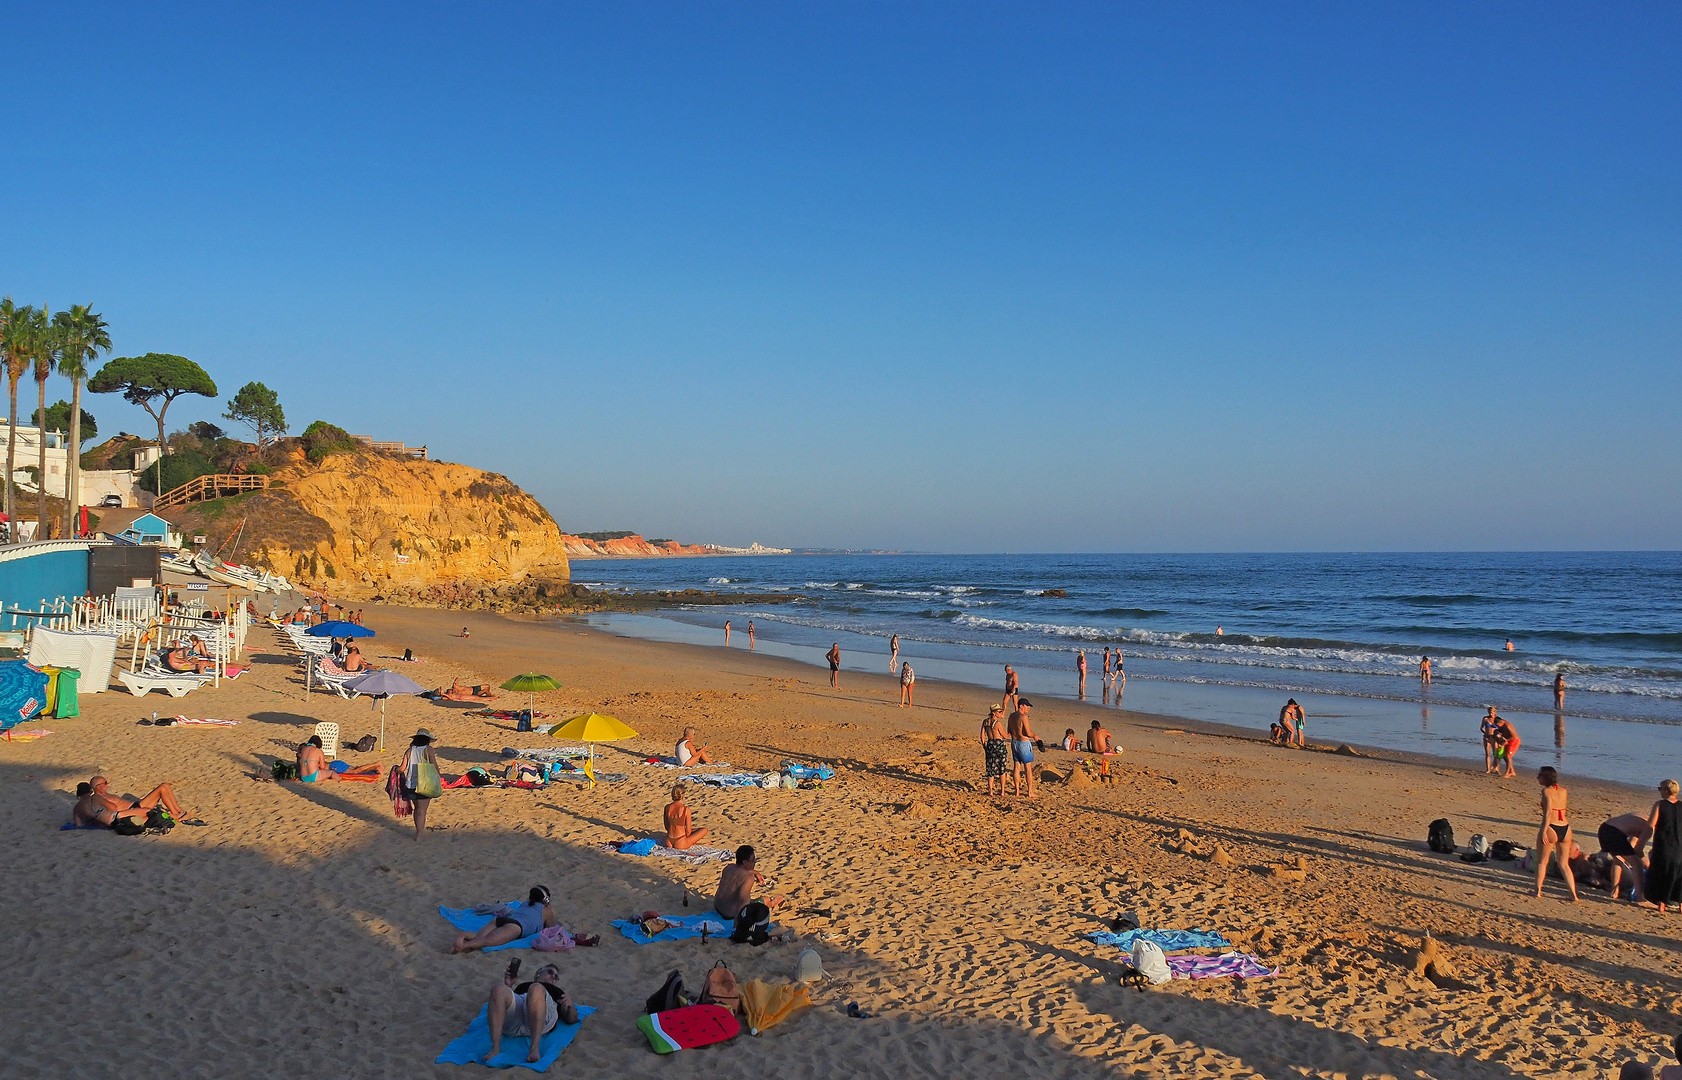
(153, 473), (271, 512)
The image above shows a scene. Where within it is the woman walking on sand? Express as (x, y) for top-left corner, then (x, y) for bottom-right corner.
(405, 728), (441, 842)
(1645, 779), (1682, 912)
(1533, 766), (1579, 902)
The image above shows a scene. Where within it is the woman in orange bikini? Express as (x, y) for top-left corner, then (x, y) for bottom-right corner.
(1534, 766), (1579, 902)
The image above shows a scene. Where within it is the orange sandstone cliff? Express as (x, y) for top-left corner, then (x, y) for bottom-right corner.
(557, 533), (709, 558)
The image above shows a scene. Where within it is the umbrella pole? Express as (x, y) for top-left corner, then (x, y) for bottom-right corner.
(380, 697), (386, 753)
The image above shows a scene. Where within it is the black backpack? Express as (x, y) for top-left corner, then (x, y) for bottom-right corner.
(354, 735), (377, 753)
(112, 816), (146, 836)
(730, 901), (771, 946)
(1428, 818), (1455, 854)
(644, 969), (688, 1015)
(1490, 839), (1518, 861)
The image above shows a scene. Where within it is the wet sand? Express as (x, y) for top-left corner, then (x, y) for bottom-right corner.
(3, 603), (1677, 1079)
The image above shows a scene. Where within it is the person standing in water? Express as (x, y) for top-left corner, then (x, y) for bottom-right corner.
(1534, 766), (1579, 902)
(1420, 656), (1432, 686)
(1102, 647), (1112, 687)
(724, 621), (731, 645)
(1076, 650), (1087, 698)
(747, 621), (754, 650)
(1553, 672), (1565, 709)
(889, 634), (899, 672)
(1505, 639), (1515, 652)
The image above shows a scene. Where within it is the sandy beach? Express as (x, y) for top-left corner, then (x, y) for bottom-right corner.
(4, 603), (1677, 1079)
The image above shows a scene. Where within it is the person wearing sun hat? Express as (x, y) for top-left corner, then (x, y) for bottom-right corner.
(404, 728), (440, 841)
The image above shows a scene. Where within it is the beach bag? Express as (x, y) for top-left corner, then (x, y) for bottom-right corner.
(145, 807), (174, 832)
(644, 970), (689, 1015)
(411, 759), (443, 799)
(730, 901), (771, 946)
(699, 961), (741, 1013)
(1490, 839), (1518, 861)
(354, 735), (377, 753)
(636, 1004), (740, 1054)
(112, 816), (146, 836)
(533, 925), (575, 952)
(516, 710), (532, 733)
(1129, 940), (1172, 986)
(1469, 834), (1489, 856)
(1428, 818), (1455, 854)
(271, 760), (298, 781)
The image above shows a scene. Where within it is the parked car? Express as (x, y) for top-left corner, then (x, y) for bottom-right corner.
(99, 494), (124, 507)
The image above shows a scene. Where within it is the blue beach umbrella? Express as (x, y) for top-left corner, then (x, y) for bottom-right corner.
(306, 621), (374, 638)
(346, 669), (426, 751)
(0, 660), (48, 732)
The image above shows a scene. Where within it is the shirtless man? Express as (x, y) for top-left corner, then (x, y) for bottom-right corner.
(663, 783), (709, 850)
(826, 643), (840, 689)
(296, 735), (336, 782)
(1598, 812), (1652, 903)
(341, 645), (368, 672)
(1087, 718), (1118, 777)
(1505, 639), (1515, 652)
(675, 726), (713, 766)
(87, 774), (187, 821)
(1003, 666), (1018, 715)
(1420, 656), (1432, 686)
(71, 782), (147, 827)
(1493, 714), (1520, 778)
(1102, 647), (1112, 686)
(1007, 699), (1037, 799)
(715, 845), (764, 920)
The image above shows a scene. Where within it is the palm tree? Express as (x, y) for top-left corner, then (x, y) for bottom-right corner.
(29, 308), (58, 538)
(53, 305), (111, 536)
(0, 298), (21, 528)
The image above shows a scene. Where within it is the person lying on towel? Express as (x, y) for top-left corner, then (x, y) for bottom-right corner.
(452, 886), (557, 954)
(437, 679), (497, 702)
(484, 960), (577, 1064)
(71, 782), (147, 828)
(79, 774), (188, 823)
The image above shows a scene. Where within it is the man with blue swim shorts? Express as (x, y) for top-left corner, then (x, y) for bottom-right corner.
(1007, 698), (1038, 799)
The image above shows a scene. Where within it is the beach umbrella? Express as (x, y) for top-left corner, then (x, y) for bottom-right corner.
(306, 621), (374, 638)
(499, 672), (561, 718)
(550, 712), (638, 788)
(346, 669), (426, 752)
(0, 660), (49, 734)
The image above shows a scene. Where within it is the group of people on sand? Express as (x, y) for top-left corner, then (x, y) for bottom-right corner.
(1529, 768), (1682, 910)
(71, 774), (194, 828)
(1481, 706), (1522, 776)
(977, 679), (1122, 799)
(1269, 699), (1307, 748)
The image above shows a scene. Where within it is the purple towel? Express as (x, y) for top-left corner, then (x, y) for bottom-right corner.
(1166, 953), (1277, 979)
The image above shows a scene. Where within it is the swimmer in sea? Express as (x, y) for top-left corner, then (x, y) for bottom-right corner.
(1420, 655), (1432, 686)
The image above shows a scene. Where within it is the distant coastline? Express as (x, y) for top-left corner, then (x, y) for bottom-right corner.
(560, 531), (792, 560)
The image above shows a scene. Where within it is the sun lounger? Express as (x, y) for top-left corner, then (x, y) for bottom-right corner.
(118, 669), (205, 698)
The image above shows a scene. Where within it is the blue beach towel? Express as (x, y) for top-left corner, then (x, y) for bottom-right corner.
(619, 838), (658, 856)
(436, 1002), (595, 1071)
(688, 772), (769, 789)
(60, 821), (106, 831)
(611, 913), (730, 944)
(440, 904), (539, 952)
(1087, 928), (1232, 952)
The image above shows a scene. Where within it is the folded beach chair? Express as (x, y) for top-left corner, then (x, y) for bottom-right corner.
(117, 668), (204, 698)
(313, 721), (340, 759)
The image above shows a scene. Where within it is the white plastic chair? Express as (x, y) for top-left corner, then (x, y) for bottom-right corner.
(313, 721), (340, 759)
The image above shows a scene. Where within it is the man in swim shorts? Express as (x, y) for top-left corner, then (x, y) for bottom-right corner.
(826, 643), (840, 689)
(484, 961), (577, 1064)
(1598, 812), (1652, 903)
(1003, 666), (1018, 714)
(1007, 699), (1037, 799)
(1086, 719), (1117, 777)
(71, 782), (147, 828)
(88, 774), (187, 821)
(715, 845), (764, 920)
(1492, 715), (1520, 778)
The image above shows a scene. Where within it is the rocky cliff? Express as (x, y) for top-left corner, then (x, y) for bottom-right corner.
(558, 533), (709, 558)
(162, 448), (571, 607)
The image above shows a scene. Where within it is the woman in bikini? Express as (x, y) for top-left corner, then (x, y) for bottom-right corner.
(1534, 766), (1580, 902)
(980, 704), (1010, 797)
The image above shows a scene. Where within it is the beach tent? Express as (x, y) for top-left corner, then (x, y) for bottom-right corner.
(0, 660), (49, 731)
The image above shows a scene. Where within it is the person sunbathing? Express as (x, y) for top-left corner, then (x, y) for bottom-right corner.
(163, 646), (215, 675)
(71, 782), (147, 828)
(87, 774), (187, 821)
(452, 886), (556, 954)
(664, 783), (709, 850)
(676, 726), (714, 766)
(296, 735), (335, 782)
(438, 679), (496, 701)
(483, 959), (576, 1064)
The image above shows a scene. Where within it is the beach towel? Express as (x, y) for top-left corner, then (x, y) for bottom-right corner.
(545, 771), (626, 784)
(171, 716), (240, 727)
(636, 1004), (739, 1054)
(642, 757), (733, 770)
(1087, 929), (1231, 952)
(1166, 952), (1278, 979)
(612, 914), (730, 944)
(439, 904), (540, 952)
(5, 728), (53, 742)
(687, 772), (771, 789)
(222, 665), (248, 679)
(60, 821), (106, 830)
(504, 747), (592, 762)
(468, 709), (552, 722)
(436, 1002), (595, 1071)
(606, 840), (734, 865)
(387, 765), (412, 818)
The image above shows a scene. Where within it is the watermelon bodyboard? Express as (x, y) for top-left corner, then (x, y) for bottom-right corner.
(637, 1004), (740, 1053)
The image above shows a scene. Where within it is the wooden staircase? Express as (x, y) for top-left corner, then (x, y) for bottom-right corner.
(153, 473), (271, 512)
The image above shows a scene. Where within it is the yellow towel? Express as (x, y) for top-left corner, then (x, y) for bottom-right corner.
(740, 980), (811, 1035)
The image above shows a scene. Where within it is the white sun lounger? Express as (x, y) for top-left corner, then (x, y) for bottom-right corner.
(118, 669), (205, 698)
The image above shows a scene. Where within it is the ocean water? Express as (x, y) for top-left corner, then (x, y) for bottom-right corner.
(571, 552), (1682, 786)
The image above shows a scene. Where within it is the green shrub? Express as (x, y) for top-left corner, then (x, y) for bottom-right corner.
(301, 421), (357, 464)
(137, 447), (215, 494)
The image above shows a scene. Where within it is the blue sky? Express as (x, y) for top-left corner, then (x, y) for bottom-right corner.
(5, 3), (1678, 551)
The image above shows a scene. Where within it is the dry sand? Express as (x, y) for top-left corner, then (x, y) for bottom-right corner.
(3, 604), (1678, 1079)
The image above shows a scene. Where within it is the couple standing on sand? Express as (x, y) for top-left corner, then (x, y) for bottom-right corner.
(981, 698), (1039, 798)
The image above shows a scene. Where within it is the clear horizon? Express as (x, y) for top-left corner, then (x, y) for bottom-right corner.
(5, 4), (1679, 553)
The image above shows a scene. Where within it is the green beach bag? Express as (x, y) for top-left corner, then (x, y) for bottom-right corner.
(412, 760), (443, 799)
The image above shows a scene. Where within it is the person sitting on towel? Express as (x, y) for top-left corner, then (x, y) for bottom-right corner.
(714, 845), (765, 920)
(163, 645), (215, 675)
(663, 782), (709, 850)
(675, 726), (714, 766)
(86, 774), (188, 822)
(483, 960), (577, 1064)
(451, 886), (556, 954)
(296, 735), (336, 783)
(71, 782), (148, 828)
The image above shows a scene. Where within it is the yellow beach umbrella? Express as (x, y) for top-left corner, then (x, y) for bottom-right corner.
(550, 712), (637, 788)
